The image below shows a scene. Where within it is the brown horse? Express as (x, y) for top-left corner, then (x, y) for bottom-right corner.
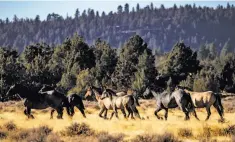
(85, 86), (139, 119)
(85, 86), (113, 119)
(101, 88), (141, 119)
(183, 89), (224, 121)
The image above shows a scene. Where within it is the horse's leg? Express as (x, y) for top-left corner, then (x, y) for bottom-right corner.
(182, 109), (190, 121)
(76, 105), (86, 118)
(120, 108), (127, 119)
(213, 103), (224, 121)
(50, 109), (55, 119)
(26, 107), (34, 119)
(24, 108), (31, 119)
(126, 106), (134, 119)
(24, 108), (28, 117)
(56, 107), (63, 119)
(99, 107), (105, 118)
(114, 108), (119, 119)
(154, 107), (162, 120)
(70, 106), (75, 117)
(205, 106), (211, 121)
(103, 109), (108, 119)
(164, 108), (168, 120)
(179, 101), (190, 121)
(192, 110), (200, 121)
(131, 105), (141, 119)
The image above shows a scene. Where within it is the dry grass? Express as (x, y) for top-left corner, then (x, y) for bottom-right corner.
(177, 128), (193, 138)
(131, 133), (180, 142)
(0, 97), (235, 141)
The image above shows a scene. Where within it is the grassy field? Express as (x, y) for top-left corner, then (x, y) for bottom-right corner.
(0, 97), (235, 142)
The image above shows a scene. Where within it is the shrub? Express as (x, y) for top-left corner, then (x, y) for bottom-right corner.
(4, 121), (17, 131)
(177, 128), (193, 138)
(10, 125), (52, 142)
(223, 125), (235, 136)
(0, 130), (7, 139)
(96, 132), (124, 142)
(131, 134), (156, 142)
(61, 122), (94, 137)
(157, 133), (180, 142)
(131, 133), (180, 142)
(10, 130), (30, 141)
(46, 133), (63, 142)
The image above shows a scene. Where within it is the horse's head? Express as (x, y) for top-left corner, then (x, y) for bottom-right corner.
(6, 84), (20, 98)
(84, 86), (93, 98)
(39, 84), (55, 93)
(101, 89), (110, 99)
(143, 88), (151, 98)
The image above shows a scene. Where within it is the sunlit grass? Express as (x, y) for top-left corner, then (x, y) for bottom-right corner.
(0, 98), (235, 141)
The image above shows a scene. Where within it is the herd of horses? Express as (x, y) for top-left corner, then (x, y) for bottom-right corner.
(5, 84), (225, 121)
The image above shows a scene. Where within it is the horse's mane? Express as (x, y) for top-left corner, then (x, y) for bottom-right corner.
(177, 86), (192, 91)
(105, 89), (117, 96)
(91, 86), (102, 95)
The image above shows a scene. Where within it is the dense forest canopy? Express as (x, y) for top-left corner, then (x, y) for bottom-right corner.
(1, 33), (235, 101)
(0, 3), (235, 54)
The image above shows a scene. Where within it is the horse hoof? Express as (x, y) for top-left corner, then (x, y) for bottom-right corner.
(218, 119), (225, 123)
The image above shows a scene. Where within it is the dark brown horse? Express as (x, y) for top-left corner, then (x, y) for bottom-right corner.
(6, 84), (70, 119)
(39, 85), (86, 119)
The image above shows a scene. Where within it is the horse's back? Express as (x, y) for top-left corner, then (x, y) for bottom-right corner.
(101, 98), (113, 110)
(116, 92), (126, 96)
(189, 91), (216, 107)
(24, 99), (49, 109)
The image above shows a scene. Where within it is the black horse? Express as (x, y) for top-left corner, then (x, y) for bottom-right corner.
(6, 84), (70, 119)
(40, 85), (86, 118)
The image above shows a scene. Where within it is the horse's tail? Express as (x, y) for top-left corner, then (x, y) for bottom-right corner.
(213, 93), (224, 116)
(78, 95), (85, 110)
(133, 96), (140, 106)
(62, 97), (71, 116)
(185, 93), (195, 112)
(70, 94), (85, 110)
(129, 96), (141, 119)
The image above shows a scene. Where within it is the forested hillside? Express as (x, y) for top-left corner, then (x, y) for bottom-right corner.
(0, 3), (235, 53)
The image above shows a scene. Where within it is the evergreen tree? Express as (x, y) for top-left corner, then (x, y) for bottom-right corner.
(113, 35), (148, 90)
(163, 42), (200, 85)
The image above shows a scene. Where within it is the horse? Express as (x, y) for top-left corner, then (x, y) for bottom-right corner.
(115, 89), (140, 107)
(84, 86), (110, 119)
(101, 88), (141, 119)
(39, 85), (86, 119)
(6, 84), (69, 119)
(143, 88), (197, 121)
(181, 88), (224, 121)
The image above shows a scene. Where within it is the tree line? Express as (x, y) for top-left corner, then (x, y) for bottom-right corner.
(0, 34), (235, 101)
(0, 3), (235, 54)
